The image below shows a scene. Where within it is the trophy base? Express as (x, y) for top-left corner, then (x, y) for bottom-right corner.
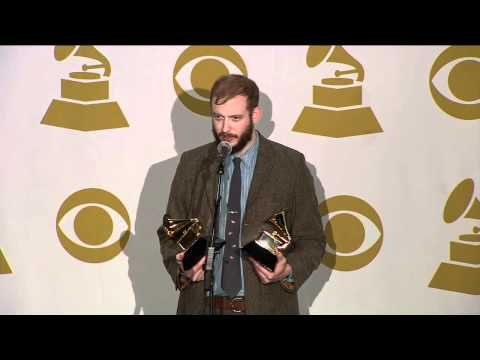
(450, 240), (480, 264)
(429, 262), (480, 295)
(61, 78), (109, 102)
(41, 99), (129, 131)
(292, 105), (382, 138)
(183, 237), (207, 271)
(243, 241), (277, 272)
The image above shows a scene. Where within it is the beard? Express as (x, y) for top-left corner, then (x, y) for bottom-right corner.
(213, 119), (254, 155)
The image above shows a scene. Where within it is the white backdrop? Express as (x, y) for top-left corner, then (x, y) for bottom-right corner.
(0, 45), (479, 314)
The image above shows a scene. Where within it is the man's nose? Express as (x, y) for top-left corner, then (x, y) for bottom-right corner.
(221, 119), (230, 133)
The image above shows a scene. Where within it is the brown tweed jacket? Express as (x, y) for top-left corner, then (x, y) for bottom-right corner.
(158, 132), (326, 314)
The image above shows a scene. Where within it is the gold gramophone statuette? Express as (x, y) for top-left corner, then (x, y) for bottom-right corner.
(163, 214), (203, 250)
(243, 210), (293, 272)
(429, 178), (480, 295)
(162, 214), (206, 271)
(293, 45), (382, 138)
(267, 210), (293, 251)
(41, 45), (128, 131)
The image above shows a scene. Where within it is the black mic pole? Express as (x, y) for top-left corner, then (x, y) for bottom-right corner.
(204, 150), (227, 315)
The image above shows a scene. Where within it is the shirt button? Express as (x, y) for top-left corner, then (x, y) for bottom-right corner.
(228, 232), (233, 236)
(231, 220), (236, 224)
(229, 256), (234, 260)
(232, 244), (237, 248)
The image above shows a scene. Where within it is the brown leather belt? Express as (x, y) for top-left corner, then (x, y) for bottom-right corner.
(213, 296), (246, 314)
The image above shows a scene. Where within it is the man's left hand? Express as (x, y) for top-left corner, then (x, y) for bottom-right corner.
(249, 251), (292, 284)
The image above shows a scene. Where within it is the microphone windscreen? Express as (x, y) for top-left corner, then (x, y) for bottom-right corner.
(217, 141), (232, 158)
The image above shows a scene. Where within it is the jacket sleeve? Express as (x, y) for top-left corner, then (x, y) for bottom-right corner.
(284, 153), (326, 291)
(157, 153), (191, 289)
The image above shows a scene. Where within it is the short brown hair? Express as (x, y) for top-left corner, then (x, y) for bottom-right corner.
(210, 74), (259, 115)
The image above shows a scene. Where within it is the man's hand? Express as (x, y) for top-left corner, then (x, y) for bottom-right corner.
(176, 252), (206, 282)
(249, 251), (292, 284)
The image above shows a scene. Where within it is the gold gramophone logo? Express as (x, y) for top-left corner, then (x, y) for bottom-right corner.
(429, 179), (480, 295)
(293, 46), (382, 138)
(429, 46), (480, 120)
(41, 46), (129, 131)
(0, 249), (13, 274)
(173, 46), (248, 116)
(319, 195), (383, 271)
(56, 188), (131, 263)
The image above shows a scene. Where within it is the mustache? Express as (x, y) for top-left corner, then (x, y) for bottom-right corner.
(218, 132), (239, 139)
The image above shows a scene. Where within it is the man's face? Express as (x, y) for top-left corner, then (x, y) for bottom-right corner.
(211, 95), (259, 154)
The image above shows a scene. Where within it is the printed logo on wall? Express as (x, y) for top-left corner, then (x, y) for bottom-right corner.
(41, 46), (129, 131)
(429, 179), (480, 295)
(319, 195), (383, 271)
(430, 46), (480, 120)
(56, 188), (131, 263)
(0, 249), (13, 274)
(293, 46), (382, 138)
(173, 46), (248, 116)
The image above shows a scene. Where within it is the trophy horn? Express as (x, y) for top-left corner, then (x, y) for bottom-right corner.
(266, 210), (293, 251)
(53, 45), (111, 77)
(162, 214), (202, 250)
(306, 45), (364, 82)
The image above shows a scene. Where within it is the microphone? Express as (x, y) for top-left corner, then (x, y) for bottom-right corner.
(217, 141), (232, 159)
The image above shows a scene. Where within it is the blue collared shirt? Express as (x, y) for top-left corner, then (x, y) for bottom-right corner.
(213, 131), (260, 297)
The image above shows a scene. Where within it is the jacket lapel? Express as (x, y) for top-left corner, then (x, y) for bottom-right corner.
(244, 133), (275, 215)
(202, 143), (220, 217)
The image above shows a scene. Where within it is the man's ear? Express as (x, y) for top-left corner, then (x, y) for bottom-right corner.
(252, 106), (262, 126)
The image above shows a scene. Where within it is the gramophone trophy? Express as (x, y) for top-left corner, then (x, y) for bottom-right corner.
(293, 45), (382, 138)
(162, 214), (207, 271)
(41, 45), (128, 131)
(243, 211), (293, 272)
(429, 178), (480, 295)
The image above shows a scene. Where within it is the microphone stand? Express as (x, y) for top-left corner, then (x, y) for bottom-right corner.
(204, 156), (226, 315)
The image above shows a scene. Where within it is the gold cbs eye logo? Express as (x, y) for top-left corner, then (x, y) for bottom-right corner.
(173, 46), (248, 116)
(430, 46), (480, 120)
(319, 195), (383, 271)
(56, 188), (131, 263)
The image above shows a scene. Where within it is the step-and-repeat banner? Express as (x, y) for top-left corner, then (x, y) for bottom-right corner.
(0, 46), (479, 314)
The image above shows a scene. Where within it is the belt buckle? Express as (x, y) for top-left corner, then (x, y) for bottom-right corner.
(230, 297), (244, 313)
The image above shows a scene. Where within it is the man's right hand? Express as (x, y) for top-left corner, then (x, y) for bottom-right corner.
(176, 252), (206, 282)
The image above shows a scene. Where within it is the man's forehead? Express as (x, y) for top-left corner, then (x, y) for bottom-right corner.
(212, 96), (248, 115)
